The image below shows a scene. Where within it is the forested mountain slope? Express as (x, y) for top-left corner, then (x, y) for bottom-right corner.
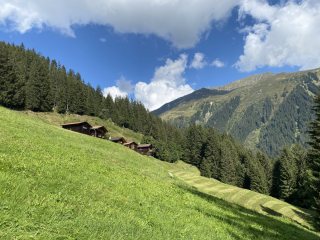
(154, 69), (320, 156)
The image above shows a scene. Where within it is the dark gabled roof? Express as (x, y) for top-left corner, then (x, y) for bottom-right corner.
(124, 141), (138, 146)
(137, 144), (152, 148)
(91, 126), (108, 132)
(110, 137), (127, 143)
(61, 121), (92, 127)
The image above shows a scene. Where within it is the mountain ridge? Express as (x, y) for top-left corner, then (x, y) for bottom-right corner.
(153, 68), (320, 156)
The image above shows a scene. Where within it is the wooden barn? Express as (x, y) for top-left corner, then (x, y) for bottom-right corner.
(110, 137), (127, 144)
(123, 141), (138, 150)
(61, 122), (92, 135)
(137, 144), (153, 156)
(90, 126), (108, 138)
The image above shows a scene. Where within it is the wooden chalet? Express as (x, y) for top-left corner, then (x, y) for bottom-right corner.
(90, 126), (108, 138)
(61, 121), (92, 135)
(137, 144), (153, 156)
(123, 141), (138, 150)
(110, 137), (127, 144)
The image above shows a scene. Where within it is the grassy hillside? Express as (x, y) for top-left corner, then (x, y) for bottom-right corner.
(155, 69), (320, 156)
(170, 169), (314, 229)
(0, 106), (319, 239)
(23, 111), (143, 143)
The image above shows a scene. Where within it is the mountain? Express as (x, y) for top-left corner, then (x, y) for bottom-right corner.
(153, 69), (320, 157)
(1, 106), (318, 239)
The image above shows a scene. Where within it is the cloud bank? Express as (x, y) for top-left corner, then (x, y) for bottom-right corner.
(135, 54), (194, 111)
(1, 0), (319, 70)
(236, 0), (320, 71)
(103, 76), (133, 99)
(0, 0), (238, 48)
(190, 52), (207, 69)
(211, 59), (225, 68)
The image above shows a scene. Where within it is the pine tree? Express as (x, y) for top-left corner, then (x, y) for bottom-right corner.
(256, 151), (273, 192)
(278, 147), (298, 201)
(183, 124), (207, 168)
(243, 151), (269, 194)
(0, 44), (25, 108)
(56, 66), (68, 113)
(308, 94), (320, 228)
(25, 57), (52, 111)
(219, 137), (238, 185)
(289, 145), (312, 208)
(200, 129), (221, 179)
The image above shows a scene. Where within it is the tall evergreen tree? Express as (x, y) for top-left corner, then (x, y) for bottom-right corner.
(219, 136), (238, 185)
(278, 147), (298, 201)
(200, 128), (221, 179)
(183, 124), (207, 168)
(308, 94), (320, 228)
(0, 44), (25, 108)
(26, 57), (52, 111)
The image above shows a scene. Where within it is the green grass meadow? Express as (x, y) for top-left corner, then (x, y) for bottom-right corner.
(0, 106), (319, 239)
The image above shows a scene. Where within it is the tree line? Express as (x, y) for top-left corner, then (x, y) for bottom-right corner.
(0, 41), (183, 163)
(1, 41), (320, 228)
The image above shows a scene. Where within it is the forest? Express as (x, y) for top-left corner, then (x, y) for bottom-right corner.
(1, 41), (320, 228)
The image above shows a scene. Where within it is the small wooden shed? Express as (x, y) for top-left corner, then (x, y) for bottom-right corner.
(124, 141), (138, 150)
(137, 144), (153, 156)
(91, 126), (108, 138)
(61, 121), (92, 135)
(110, 137), (127, 144)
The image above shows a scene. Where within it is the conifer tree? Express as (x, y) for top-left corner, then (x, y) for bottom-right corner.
(25, 57), (52, 111)
(0, 44), (25, 108)
(183, 124), (207, 168)
(278, 147), (298, 200)
(200, 129), (221, 179)
(244, 151), (269, 194)
(308, 94), (320, 228)
(219, 137), (238, 185)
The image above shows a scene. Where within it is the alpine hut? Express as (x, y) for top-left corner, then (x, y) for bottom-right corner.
(137, 144), (153, 156)
(110, 137), (127, 144)
(90, 126), (108, 138)
(61, 122), (92, 135)
(123, 141), (138, 150)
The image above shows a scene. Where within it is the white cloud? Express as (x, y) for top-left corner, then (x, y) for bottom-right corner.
(211, 58), (225, 68)
(135, 54), (194, 111)
(0, 0), (239, 48)
(103, 76), (133, 99)
(116, 76), (134, 93)
(190, 52), (207, 69)
(103, 86), (127, 99)
(99, 38), (106, 43)
(236, 0), (320, 71)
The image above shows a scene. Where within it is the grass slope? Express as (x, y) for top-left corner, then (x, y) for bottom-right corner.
(0, 106), (319, 239)
(170, 169), (315, 229)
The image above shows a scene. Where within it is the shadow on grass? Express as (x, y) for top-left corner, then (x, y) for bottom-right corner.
(177, 183), (320, 240)
(293, 208), (317, 230)
(260, 205), (283, 217)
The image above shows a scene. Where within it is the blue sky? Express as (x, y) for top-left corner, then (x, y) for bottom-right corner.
(0, 0), (319, 110)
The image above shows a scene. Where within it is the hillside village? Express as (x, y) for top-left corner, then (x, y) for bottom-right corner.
(61, 121), (153, 156)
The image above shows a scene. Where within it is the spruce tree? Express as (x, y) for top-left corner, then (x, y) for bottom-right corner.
(278, 147), (298, 201)
(219, 137), (238, 185)
(308, 94), (320, 228)
(0, 44), (25, 108)
(200, 129), (221, 179)
(183, 124), (206, 168)
(25, 57), (52, 111)
(244, 151), (269, 194)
